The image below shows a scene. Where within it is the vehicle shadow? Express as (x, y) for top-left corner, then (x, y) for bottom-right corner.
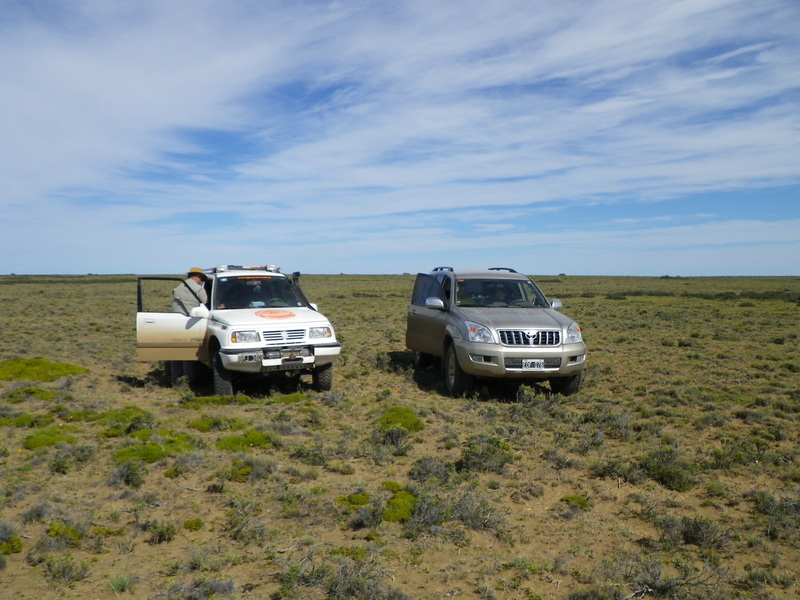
(118, 363), (311, 398)
(385, 351), (550, 401)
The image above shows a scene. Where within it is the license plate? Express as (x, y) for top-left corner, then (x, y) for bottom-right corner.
(521, 359), (545, 371)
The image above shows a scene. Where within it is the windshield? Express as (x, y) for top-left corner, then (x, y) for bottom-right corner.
(455, 278), (549, 308)
(213, 276), (304, 310)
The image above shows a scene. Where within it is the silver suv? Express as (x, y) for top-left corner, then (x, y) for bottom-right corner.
(406, 267), (586, 396)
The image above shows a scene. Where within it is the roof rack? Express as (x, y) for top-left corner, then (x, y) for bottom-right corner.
(213, 264), (282, 273)
(488, 267), (518, 273)
(432, 266), (454, 272)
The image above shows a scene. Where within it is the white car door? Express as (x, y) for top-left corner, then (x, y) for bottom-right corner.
(136, 312), (208, 362)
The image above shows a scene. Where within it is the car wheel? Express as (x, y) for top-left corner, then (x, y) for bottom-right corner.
(213, 352), (234, 396)
(549, 372), (583, 396)
(312, 363), (333, 392)
(443, 344), (473, 396)
(413, 351), (433, 369)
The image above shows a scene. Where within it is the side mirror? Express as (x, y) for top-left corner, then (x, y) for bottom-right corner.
(309, 302), (319, 311)
(550, 299), (563, 310)
(425, 297), (446, 310)
(189, 305), (210, 318)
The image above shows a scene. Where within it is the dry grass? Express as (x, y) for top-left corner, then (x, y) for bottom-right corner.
(0, 273), (798, 599)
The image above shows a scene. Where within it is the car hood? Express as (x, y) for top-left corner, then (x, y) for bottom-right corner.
(457, 307), (574, 330)
(211, 307), (331, 327)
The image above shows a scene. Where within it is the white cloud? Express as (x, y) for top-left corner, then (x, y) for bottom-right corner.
(1, 0), (799, 275)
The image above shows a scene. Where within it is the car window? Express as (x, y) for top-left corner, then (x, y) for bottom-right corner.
(411, 274), (446, 306)
(455, 279), (549, 307)
(214, 276), (304, 309)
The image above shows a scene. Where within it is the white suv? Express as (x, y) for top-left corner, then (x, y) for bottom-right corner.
(136, 265), (340, 394)
(406, 267), (586, 396)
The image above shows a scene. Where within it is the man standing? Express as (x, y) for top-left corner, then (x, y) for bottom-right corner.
(172, 267), (208, 316)
(170, 267), (208, 385)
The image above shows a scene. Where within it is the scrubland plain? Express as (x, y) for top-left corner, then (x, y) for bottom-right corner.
(0, 274), (798, 600)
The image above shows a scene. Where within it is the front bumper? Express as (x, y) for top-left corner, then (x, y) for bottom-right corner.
(219, 342), (341, 374)
(454, 340), (586, 379)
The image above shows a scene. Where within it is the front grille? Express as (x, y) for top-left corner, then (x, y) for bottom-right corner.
(262, 329), (305, 345)
(499, 329), (560, 346)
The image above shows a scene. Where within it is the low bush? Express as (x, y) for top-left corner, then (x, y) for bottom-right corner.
(456, 434), (515, 474)
(639, 445), (696, 492)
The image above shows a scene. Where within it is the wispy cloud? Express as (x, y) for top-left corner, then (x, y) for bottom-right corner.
(1, 0), (798, 275)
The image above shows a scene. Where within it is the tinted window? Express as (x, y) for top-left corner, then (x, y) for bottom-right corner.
(411, 274), (446, 306)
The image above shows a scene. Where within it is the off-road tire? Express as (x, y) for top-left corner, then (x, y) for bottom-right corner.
(213, 352), (234, 396)
(549, 372), (583, 396)
(312, 363), (334, 392)
(443, 344), (473, 396)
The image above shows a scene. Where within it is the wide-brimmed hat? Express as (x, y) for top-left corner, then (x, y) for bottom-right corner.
(187, 267), (207, 280)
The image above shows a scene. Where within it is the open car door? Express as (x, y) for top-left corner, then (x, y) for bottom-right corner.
(136, 277), (209, 362)
(405, 273), (449, 356)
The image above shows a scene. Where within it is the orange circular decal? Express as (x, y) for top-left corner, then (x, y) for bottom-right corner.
(255, 309), (296, 319)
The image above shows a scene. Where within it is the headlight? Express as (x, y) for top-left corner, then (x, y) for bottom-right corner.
(231, 330), (259, 343)
(566, 322), (582, 344)
(465, 321), (495, 344)
(309, 326), (332, 338)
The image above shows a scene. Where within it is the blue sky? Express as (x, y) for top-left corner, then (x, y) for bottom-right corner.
(2, 0), (799, 276)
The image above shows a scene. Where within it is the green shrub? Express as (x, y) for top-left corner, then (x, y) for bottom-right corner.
(180, 394), (257, 409)
(336, 492), (371, 511)
(4, 387), (60, 402)
(94, 406), (155, 437)
(183, 518), (204, 532)
(0, 412), (55, 428)
(0, 536), (23, 555)
(143, 519), (177, 544)
(188, 415), (247, 432)
(560, 495), (591, 510)
(0, 358), (89, 382)
(383, 491), (418, 523)
(43, 553), (90, 584)
(270, 392), (309, 404)
(112, 431), (197, 463)
(289, 443), (328, 465)
(113, 443), (168, 464)
(47, 521), (85, 548)
(639, 446), (695, 492)
(109, 574), (138, 593)
(456, 434), (515, 474)
(224, 455), (276, 483)
(377, 406), (425, 433)
(23, 425), (78, 450)
(216, 430), (272, 452)
(381, 480), (403, 493)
